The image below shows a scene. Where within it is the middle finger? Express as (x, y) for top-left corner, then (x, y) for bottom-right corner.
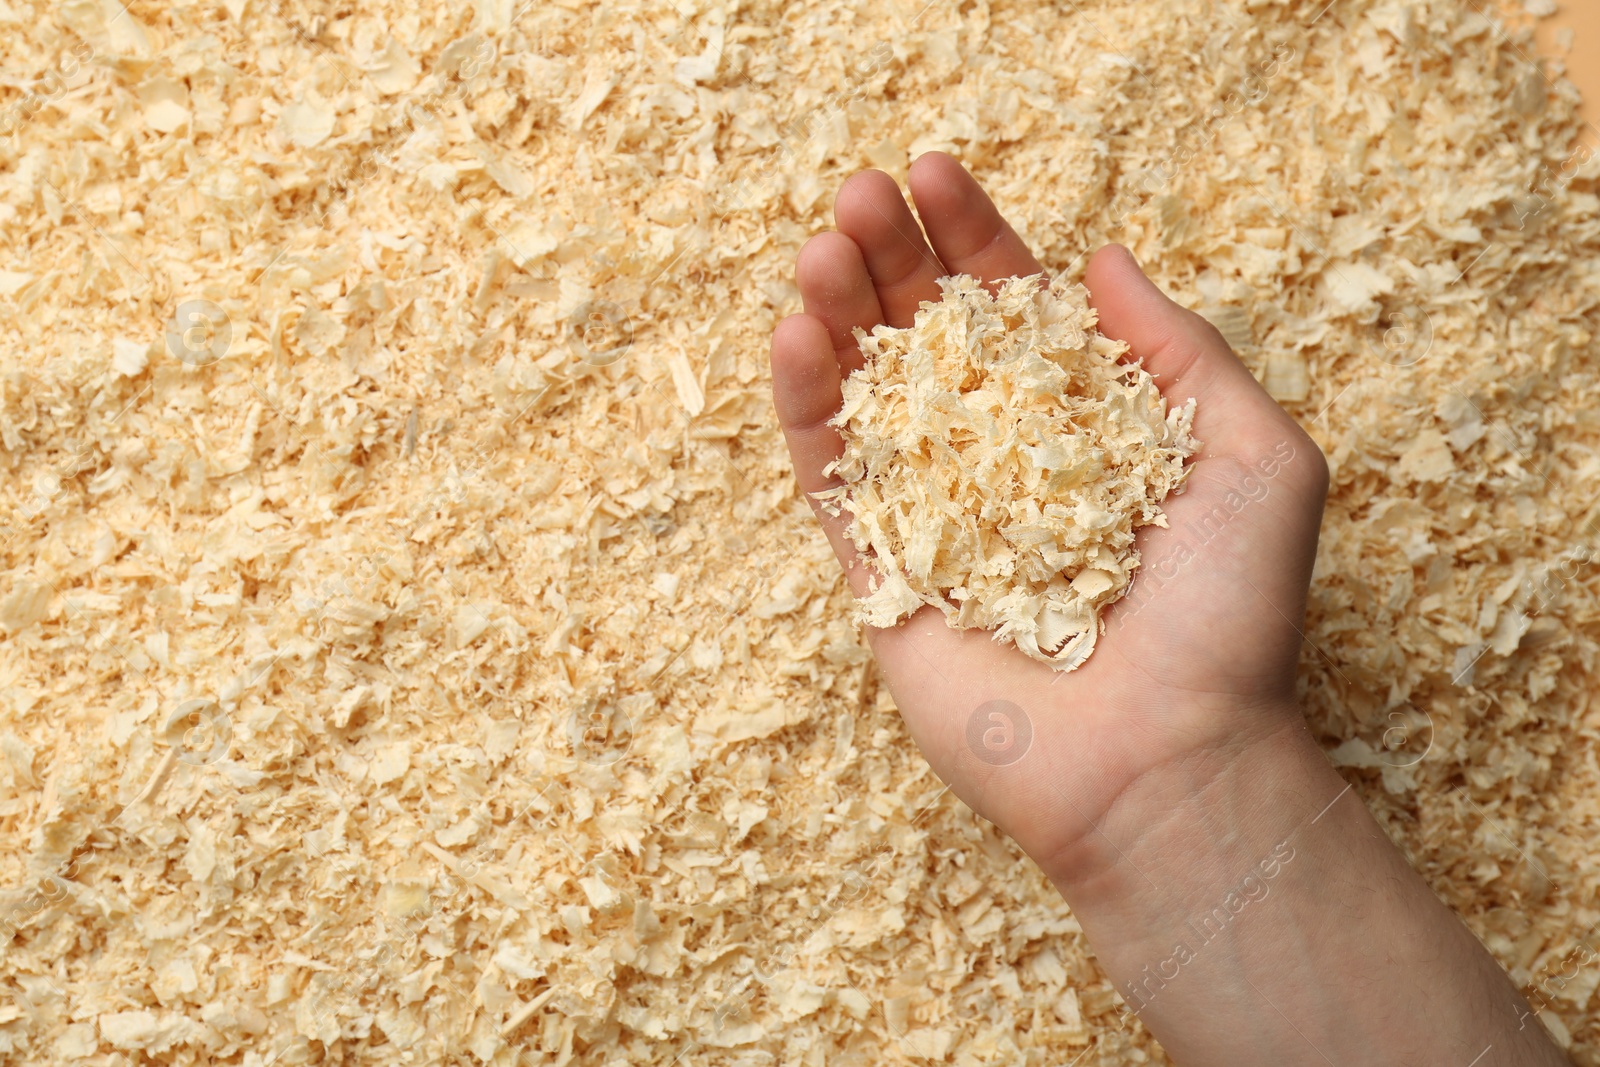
(834, 169), (947, 328)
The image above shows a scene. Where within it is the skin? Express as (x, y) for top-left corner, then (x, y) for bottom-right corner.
(769, 152), (1568, 1065)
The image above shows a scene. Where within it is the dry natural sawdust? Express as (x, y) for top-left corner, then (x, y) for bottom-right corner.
(2, 0), (1600, 1064)
(820, 273), (1196, 671)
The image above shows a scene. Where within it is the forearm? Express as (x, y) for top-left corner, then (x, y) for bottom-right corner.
(1040, 713), (1566, 1065)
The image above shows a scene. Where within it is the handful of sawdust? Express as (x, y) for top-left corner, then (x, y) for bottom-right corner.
(816, 273), (1199, 671)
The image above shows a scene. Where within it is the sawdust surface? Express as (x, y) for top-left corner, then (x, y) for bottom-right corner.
(2, 0), (1600, 1064)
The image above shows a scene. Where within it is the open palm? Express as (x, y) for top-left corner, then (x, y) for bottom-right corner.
(770, 154), (1329, 876)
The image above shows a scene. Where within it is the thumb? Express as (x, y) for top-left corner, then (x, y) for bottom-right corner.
(1084, 244), (1292, 459)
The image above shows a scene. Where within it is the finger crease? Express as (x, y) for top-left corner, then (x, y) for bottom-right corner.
(952, 221), (1010, 267)
(875, 245), (939, 292)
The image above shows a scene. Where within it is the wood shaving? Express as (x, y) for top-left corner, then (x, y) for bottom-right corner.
(2, 1), (1599, 1064)
(819, 274), (1197, 669)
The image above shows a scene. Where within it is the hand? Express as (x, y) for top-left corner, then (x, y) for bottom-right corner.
(768, 153), (1330, 883)
(772, 156), (1567, 1066)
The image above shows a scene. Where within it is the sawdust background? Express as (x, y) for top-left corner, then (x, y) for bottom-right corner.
(3, 0), (1600, 1063)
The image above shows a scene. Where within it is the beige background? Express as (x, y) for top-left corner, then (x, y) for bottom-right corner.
(1526, 1), (1600, 126)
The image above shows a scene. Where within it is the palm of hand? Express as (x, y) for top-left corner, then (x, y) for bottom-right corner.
(770, 154), (1328, 871)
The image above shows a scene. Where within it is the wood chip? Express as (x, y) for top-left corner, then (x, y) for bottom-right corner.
(820, 274), (1196, 669)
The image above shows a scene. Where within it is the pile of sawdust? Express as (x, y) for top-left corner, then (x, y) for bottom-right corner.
(2, 0), (1600, 1064)
(820, 273), (1197, 670)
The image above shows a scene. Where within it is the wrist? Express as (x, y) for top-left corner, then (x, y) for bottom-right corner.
(1027, 706), (1566, 1065)
(1035, 705), (1340, 914)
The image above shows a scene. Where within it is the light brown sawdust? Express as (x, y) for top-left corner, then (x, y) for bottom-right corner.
(0, 1), (1598, 1065)
(819, 273), (1196, 671)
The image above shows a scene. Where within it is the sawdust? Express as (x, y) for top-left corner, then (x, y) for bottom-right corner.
(1, 0), (1600, 1064)
(820, 273), (1196, 670)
